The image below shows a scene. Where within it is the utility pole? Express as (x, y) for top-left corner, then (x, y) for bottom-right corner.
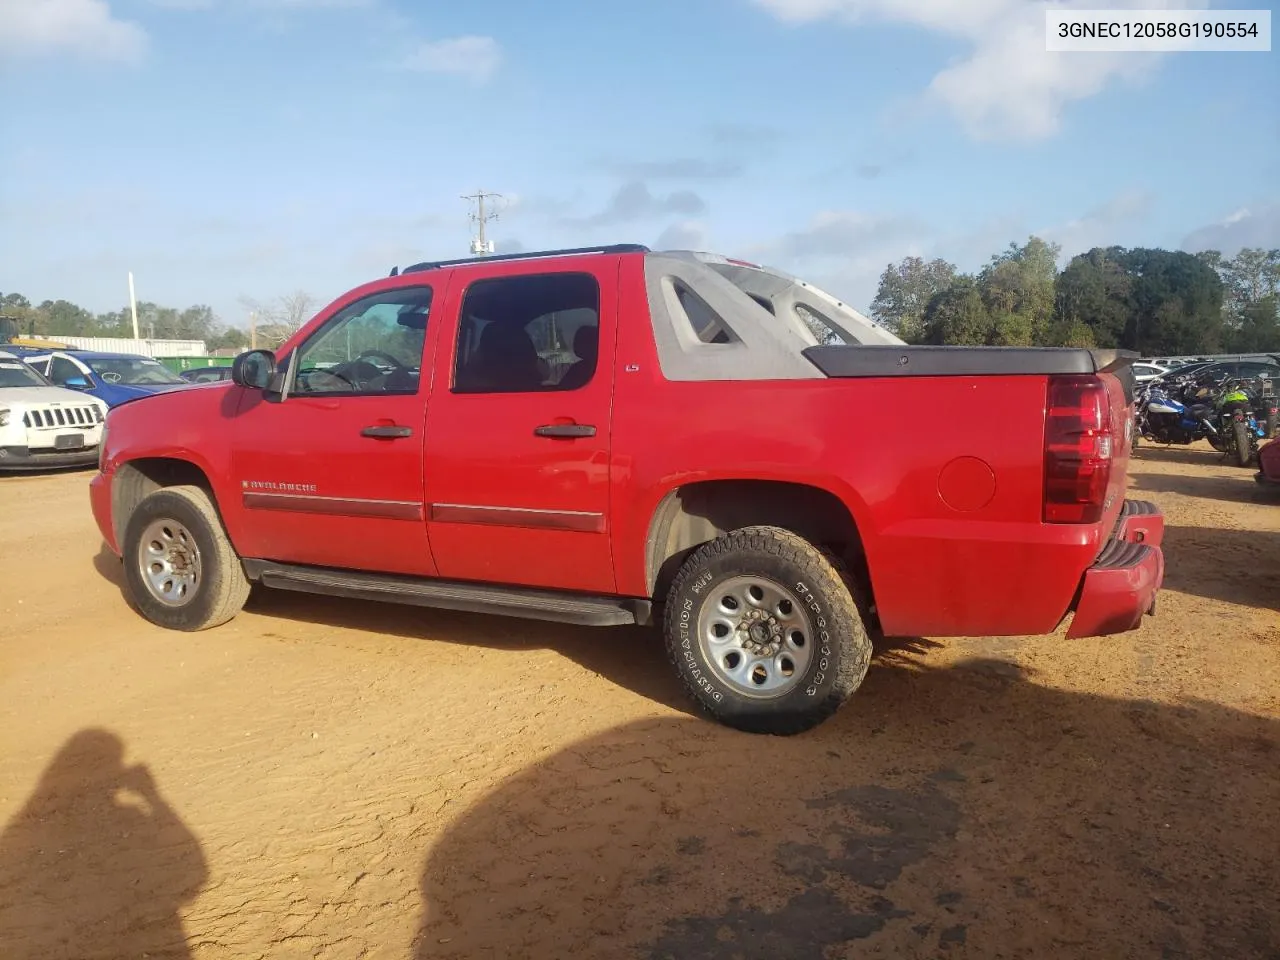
(462, 190), (502, 256)
(128, 271), (140, 340)
(249, 310), (257, 350)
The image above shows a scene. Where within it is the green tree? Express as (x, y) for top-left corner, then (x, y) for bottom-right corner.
(37, 300), (96, 336)
(870, 256), (957, 343)
(1122, 248), (1225, 355)
(921, 276), (991, 345)
(1054, 247), (1132, 347)
(978, 237), (1060, 337)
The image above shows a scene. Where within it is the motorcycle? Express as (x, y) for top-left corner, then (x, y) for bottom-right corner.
(1211, 378), (1271, 467)
(1137, 379), (1219, 446)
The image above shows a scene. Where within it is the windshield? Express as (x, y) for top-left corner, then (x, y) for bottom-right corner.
(0, 359), (51, 388)
(86, 356), (185, 385)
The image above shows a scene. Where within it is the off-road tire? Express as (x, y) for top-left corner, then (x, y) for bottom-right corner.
(663, 525), (872, 735)
(122, 485), (250, 631)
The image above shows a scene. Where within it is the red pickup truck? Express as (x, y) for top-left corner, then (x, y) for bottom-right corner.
(90, 244), (1165, 734)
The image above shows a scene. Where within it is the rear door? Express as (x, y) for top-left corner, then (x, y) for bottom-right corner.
(422, 261), (617, 594)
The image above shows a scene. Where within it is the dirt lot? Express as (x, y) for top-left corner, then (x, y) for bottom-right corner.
(1, 446), (1277, 960)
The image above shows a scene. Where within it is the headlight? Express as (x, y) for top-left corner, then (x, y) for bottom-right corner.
(0, 408), (9, 427)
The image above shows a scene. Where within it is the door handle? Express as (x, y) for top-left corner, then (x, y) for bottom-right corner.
(361, 424), (413, 439)
(534, 423), (596, 439)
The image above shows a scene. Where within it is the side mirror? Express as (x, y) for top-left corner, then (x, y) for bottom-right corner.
(65, 376), (91, 390)
(232, 350), (276, 390)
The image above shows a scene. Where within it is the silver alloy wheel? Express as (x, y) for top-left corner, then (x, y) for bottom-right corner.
(136, 518), (202, 608)
(696, 575), (815, 699)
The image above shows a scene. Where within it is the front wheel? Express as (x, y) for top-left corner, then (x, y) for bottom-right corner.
(1233, 420), (1253, 467)
(121, 485), (251, 631)
(662, 525), (872, 735)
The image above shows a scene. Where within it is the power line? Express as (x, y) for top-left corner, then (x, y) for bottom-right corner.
(462, 190), (503, 255)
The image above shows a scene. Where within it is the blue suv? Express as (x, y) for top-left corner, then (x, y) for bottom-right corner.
(14, 349), (190, 407)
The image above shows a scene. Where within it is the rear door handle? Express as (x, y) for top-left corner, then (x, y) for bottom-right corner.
(361, 424), (413, 439)
(534, 423), (596, 438)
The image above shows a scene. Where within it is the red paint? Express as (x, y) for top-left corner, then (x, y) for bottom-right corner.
(91, 248), (1163, 641)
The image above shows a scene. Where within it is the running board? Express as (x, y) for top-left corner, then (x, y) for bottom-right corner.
(241, 560), (648, 627)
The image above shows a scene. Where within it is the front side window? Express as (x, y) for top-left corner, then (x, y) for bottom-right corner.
(87, 356), (184, 385)
(292, 286), (433, 396)
(453, 273), (600, 393)
(49, 356), (85, 386)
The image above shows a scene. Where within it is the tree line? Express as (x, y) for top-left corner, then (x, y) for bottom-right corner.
(870, 240), (1280, 356)
(0, 290), (317, 352)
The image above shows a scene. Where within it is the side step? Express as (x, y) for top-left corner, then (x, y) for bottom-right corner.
(241, 560), (649, 627)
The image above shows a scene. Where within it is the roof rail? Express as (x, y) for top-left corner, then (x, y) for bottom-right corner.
(399, 244), (650, 275)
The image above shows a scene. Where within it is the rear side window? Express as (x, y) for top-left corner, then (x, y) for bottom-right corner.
(453, 272), (600, 393)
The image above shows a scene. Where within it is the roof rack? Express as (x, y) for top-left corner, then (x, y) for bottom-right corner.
(397, 244), (650, 276)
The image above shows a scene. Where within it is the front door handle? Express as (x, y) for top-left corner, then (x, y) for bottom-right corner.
(361, 424), (413, 439)
(534, 423), (596, 439)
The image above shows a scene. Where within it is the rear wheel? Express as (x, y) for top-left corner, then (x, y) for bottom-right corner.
(662, 525), (871, 735)
(121, 485), (250, 631)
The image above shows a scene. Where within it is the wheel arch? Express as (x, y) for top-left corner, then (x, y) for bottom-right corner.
(111, 457), (222, 550)
(643, 479), (874, 616)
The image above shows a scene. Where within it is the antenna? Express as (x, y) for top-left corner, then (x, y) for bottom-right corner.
(462, 189), (503, 255)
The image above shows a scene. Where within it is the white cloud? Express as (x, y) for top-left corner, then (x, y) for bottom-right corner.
(749, 0), (1199, 140)
(401, 35), (501, 83)
(0, 0), (147, 62)
(1181, 202), (1280, 255)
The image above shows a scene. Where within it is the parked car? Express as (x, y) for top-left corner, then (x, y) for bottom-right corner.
(1132, 362), (1170, 383)
(0, 349), (107, 469)
(19, 349), (189, 407)
(178, 366), (235, 384)
(89, 244), (1165, 735)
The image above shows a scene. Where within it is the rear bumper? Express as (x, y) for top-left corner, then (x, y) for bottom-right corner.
(0, 444), (99, 470)
(1066, 499), (1165, 639)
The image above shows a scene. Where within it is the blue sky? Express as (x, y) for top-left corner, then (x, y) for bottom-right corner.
(1, 0), (1277, 332)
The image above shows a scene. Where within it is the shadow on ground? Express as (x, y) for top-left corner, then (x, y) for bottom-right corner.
(1132, 467), (1273, 505)
(1133, 443), (1233, 468)
(1159, 525), (1280, 611)
(412, 659), (1279, 960)
(0, 729), (207, 959)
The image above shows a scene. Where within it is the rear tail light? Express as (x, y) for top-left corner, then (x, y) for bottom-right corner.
(1044, 375), (1113, 524)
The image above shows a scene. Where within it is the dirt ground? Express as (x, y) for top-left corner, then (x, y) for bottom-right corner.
(1, 445), (1277, 960)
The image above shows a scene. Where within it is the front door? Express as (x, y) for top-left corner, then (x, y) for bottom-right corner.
(229, 282), (440, 577)
(423, 264), (617, 594)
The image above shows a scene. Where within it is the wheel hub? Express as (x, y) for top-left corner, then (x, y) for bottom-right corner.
(696, 575), (815, 700)
(136, 518), (202, 608)
(741, 610), (783, 655)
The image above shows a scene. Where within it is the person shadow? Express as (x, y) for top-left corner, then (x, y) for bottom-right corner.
(0, 729), (207, 959)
